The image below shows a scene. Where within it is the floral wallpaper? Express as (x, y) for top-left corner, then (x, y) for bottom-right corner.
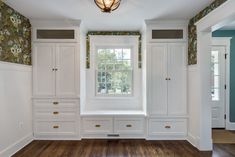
(188, 0), (227, 65)
(0, 1), (31, 65)
(86, 31), (142, 69)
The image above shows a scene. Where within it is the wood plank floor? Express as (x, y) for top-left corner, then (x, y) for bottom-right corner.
(12, 140), (235, 157)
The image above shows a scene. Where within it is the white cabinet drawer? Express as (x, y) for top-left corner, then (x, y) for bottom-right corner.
(148, 119), (187, 136)
(82, 118), (113, 135)
(34, 121), (77, 136)
(35, 111), (76, 121)
(34, 99), (77, 111)
(114, 118), (144, 135)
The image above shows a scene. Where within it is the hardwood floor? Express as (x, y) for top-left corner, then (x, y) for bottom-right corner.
(12, 140), (235, 157)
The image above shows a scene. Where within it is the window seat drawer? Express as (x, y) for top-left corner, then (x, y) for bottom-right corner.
(82, 117), (113, 135)
(114, 118), (145, 135)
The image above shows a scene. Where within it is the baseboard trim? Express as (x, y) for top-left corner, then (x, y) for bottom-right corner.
(0, 134), (33, 157)
(187, 133), (199, 149)
(227, 122), (235, 130)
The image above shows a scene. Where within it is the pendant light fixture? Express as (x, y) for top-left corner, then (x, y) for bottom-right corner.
(94, 0), (121, 13)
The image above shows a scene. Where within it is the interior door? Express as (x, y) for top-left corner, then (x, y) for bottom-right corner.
(33, 43), (56, 97)
(211, 46), (226, 128)
(167, 43), (187, 116)
(56, 43), (78, 97)
(148, 43), (168, 116)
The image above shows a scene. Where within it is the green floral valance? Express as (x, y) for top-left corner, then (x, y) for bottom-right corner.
(0, 1), (31, 65)
(188, 0), (227, 65)
(86, 31), (142, 69)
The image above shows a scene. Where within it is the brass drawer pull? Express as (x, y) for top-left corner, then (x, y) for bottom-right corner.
(95, 125), (101, 128)
(53, 111), (59, 115)
(53, 125), (59, 129)
(126, 124), (132, 128)
(53, 102), (59, 105)
(165, 126), (171, 129)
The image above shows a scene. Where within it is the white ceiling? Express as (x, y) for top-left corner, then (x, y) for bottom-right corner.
(5, 0), (214, 30)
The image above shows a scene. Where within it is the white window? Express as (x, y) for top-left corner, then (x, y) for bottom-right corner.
(85, 35), (142, 113)
(96, 47), (132, 95)
(211, 50), (220, 101)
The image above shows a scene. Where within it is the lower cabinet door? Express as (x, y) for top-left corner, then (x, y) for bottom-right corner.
(148, 119), (187, 137)
(114, 118), (145, 135)
(82, 117), (113, 135)
(34, 121), (77, 136)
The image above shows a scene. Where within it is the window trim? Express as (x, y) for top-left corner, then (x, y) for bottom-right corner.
(85, 35), (142, 113)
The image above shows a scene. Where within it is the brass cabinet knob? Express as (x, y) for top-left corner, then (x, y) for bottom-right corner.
(126, 124), (132, 128)
(165, 126), (171, 129)
(53, 102), (59, 105)
(95, 125), (101, 128)
(53, 111), (59, 115)
(53, 125), (59, 129)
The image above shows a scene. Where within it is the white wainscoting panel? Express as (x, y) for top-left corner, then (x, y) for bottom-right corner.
(0, 62), (33, 157)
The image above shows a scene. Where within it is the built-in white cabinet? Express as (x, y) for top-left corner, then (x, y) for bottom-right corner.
(146, 20), (188, 140)
(33, 43), (79, 98)
(31, 20), (189, 140)
(32, 21), (81, 140)
(33, 99), (80, 139)
(147, 43), (187, 116)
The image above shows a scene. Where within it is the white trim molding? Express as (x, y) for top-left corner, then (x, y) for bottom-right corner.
(187, 133), (200, 148)
(0, 134), (33, 157)
(212, 37), (234, 130)
(194, 0), (235, 151)
(0, 61), (32, 72)
(84, 35), (143, 114)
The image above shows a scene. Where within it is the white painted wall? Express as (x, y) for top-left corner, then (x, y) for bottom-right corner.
(187, 65), (200, 148)
(0, 62), (33, 157)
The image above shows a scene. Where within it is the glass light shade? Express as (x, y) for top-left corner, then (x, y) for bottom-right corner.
(94, 0), (121, 13)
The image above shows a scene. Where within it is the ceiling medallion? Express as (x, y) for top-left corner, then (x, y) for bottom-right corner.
(94, 0), (121, 13)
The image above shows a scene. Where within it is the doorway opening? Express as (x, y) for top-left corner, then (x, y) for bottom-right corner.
(211, 30), (235, 144)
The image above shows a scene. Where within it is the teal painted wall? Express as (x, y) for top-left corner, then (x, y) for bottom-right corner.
(212, 30), (235, 122)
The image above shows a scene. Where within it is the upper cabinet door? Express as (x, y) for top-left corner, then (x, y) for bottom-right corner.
(55, 43), (79, 98)
(33, 43), (56, 97)
(167, 43), (187, 116)
(147, 43), (168, 116)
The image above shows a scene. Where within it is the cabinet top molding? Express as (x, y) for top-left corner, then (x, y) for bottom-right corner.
(30, 19), (81, 28)
(145, 20), (189, 26)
